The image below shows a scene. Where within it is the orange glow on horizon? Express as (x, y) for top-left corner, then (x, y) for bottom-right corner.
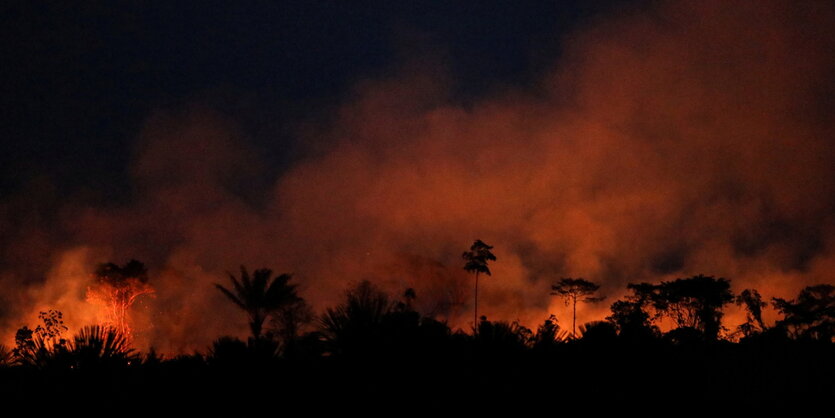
(1, 0), (834, 355)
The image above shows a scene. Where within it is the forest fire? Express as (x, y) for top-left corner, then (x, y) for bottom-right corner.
(85, 260), (154, 342)
(0, 0), (833, 354)
(0, 1), (834, 406)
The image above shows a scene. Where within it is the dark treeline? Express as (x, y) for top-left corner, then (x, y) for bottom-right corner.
(1, 257), (834, 409)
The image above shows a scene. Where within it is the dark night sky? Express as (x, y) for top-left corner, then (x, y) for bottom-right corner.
(0, 0), (637, 200)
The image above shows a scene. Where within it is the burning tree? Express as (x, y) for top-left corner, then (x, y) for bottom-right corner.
(86, 259), (154, 341)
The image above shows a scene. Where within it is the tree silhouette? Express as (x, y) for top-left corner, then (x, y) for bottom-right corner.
(462, 239), (496, 335)
(12, 310), (71, 368)
(736, 288), (767, 338)
(772, 284), (835, 341)
(607, 296), (659, 342)
(551, 278), (604, 338)
(215, 266), (301, 341)
(654, 275), (734, 340)
(619, 282), (668, 339)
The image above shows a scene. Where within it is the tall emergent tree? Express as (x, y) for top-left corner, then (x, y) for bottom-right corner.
(462, 239), (496, 334)
(551, 277), (604, 339)
(215, 266), (301, 341)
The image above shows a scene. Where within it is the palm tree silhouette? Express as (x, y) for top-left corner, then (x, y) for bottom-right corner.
(215, 266), (301, 340)
(462, 239), (496, 335)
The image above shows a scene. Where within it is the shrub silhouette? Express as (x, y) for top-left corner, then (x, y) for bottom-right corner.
(0, 345), (13, 367)
(476, 317), (532, 354)
(12, 311), (71, 369)
(532, 315), (567, 351)
(12, 319), (136, 370)
(578, 321), (617, 344)
(320, 280), (393, 357)
(71, 325), (137, 369)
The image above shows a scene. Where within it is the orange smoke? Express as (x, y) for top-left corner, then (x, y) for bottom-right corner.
(2, 0), (835, 352)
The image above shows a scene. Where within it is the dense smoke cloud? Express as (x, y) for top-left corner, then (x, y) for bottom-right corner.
(2, 0), (834, 352)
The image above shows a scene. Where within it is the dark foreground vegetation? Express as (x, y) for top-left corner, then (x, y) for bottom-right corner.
(1, 260), (833, 409)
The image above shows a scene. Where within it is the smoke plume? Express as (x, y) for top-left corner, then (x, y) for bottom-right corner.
(2, 1), (834, 352)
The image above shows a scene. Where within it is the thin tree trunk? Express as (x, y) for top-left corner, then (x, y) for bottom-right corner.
(572, 295), (576, 339)
(474, 271), (479, 335)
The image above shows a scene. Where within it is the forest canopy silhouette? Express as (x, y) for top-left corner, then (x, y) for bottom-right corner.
(1, 0), (835, 407)
(1, 265), (833, 406)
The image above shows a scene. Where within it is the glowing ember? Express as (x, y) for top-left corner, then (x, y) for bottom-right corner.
(85, 260), (154, 342)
